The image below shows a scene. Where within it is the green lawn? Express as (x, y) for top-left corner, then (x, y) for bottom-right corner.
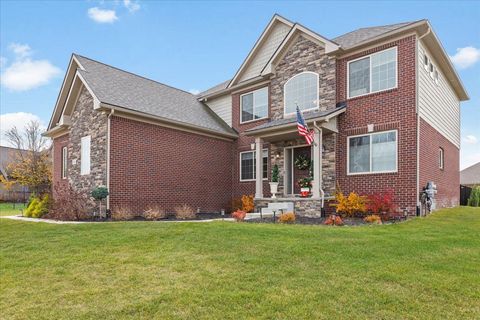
(1, 207), (479, 319)
(0, 202), (26, 216)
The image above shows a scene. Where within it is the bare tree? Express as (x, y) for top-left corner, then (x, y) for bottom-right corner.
(5, 120), (51, 194)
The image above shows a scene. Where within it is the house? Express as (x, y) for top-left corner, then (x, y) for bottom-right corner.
(44, 15), (468, 216)
(461, 162), (480, 188)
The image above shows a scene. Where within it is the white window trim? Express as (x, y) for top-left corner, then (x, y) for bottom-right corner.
(240, 87), (268, 124)
(347, 129), (398, 175)
(239, 149), (268, 182)
(347, 46), (398, 99)
(439, 147), (444, 170)
(61, 146), (67, 179)
(283, 71), (320, 116)
(80, 135), (91, 176)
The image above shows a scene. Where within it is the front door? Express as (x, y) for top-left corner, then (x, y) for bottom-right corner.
(292, 146), (311, 194)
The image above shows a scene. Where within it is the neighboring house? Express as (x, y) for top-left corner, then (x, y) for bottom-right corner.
(0, 146), (30, 202)
(44, 15), (468, 215)
(460, 162), (480, 187)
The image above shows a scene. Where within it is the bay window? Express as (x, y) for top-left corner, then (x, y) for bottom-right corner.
(348, 47), (397, 98)
(240, 87), (268, 123)
(240, 149), (268, 181)
(348, 130), (397, 174)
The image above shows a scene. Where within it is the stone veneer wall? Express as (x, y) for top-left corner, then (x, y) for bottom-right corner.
(67, 86), (108, 199)
(270, 35), (336, 120)
(255, 198), (335, 217)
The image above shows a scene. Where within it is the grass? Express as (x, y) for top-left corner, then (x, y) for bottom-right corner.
(0, 202), (26, 216)
(1, 207), (479, 319)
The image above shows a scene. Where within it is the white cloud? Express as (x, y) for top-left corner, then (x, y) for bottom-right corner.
(463, 135), (478, 145)
(8, 43), (32, 59)
(449, 46), (480, 69)
(123, 0), (140, 13)
(0, 57), (6, 69)
(189, 89), (200, 95)
(1, 59), (61, 91)
(88, 7), (118, 23)
(1, 43), (61, 91)
(0, 112), (46, 147)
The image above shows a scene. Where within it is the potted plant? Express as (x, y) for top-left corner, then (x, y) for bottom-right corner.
(269, 164), (280, 198)
(298, 177), (313, 197)
(91, 186), (109, 218)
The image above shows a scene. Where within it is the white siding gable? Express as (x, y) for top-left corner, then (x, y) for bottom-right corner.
(237, 22), (291, 83)
(205, 94), (232, 127)
(418, 40), (460, 148)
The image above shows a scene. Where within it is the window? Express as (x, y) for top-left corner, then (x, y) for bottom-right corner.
(348, 47), (397, 98)
(348, 130), (397, 174)
(61, 146), (68, 179)
(240, 149), (268, 181)
(439, 148), (444, 170)
(424, 54), (429, 71)
(80, 136), (91, 175)
(284, 72), (319, 115)
(434, 69), (439, 85)
(240, 87), (268, 123)
(429, 62), (434, 79)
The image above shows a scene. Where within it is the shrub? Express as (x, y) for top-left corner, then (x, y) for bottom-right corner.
(174, 204), (196, 220)
(364, 214), (382, 224)
(324, 214), (344, 226)
(241, 195), (254, 213)
(467, 186), (480, 207)
(367, 190), (397, 215)
(231, 210), (246, 222)
(279, 212), (296, 223)
(143, 205), (166, 220)
(31, 194), (50, 218)
(111, 206), (136, 221)
(231, 197), (243, 212)
(24, 197), (40, 217)
(46, 183), (94, 221)
(331, 190), (367, 217)
(271, 164), (279, 183)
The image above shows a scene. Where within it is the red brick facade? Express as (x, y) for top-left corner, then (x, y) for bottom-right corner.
(336, 35), (419, 213)
(419, 118), (459, 208)
(109, 116), (234, 213)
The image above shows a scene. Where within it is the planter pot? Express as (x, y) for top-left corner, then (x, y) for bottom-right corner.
(300, 187), (310, 198)
(269, 182), (279, 199)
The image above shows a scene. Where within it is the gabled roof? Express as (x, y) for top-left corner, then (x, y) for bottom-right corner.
(198, 79), (230, 97)
(333, 21), (419, 49)
(461, 162), (480, 186)
(47, 54), (237, 138)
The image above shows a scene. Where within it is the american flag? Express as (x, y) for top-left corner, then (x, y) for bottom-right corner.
(296, 106), (315, 145)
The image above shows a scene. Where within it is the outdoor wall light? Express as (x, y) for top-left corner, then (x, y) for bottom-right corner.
(250, 143), (255, 150)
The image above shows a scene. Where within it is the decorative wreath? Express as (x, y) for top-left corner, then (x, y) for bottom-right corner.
(294, 154), (311, 170)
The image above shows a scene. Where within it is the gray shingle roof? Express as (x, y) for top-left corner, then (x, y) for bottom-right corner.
(246, 105), (346, 133)
(74, 55), (236, 137)
(198, 79), (230, 98)
(333, 21), (420, 49)
(461, 162), (480, 186)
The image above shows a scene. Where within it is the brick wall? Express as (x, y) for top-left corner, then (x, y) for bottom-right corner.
(419, 118), (459, 208)
(109, 116), (234, 213)
(52, 133), (69, 194)
(336, 35), (418, 213)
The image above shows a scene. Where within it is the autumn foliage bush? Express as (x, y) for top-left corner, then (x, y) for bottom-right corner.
(279, 212), (296, 223)
(241, 195), (254, 213)
(364, 214), (382, 224)
(367, 190), (397, 215)
(231, 210), (246, 222)
(331, 191), (367, 217)
(324, 215), (344, 226)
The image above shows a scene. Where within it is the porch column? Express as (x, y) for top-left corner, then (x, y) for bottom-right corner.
(312, 127), (322, 199)
(255, 137), (264, 199)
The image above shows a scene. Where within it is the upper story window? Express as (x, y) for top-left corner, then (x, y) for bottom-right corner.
(439, 147), (444, 170)
(348, 130), (397, 175)
(425, 53), (440, 86)
(80, 136), (91, 175)
(240, 87), (268, 123)
(61, 146), (68, 179)
(284, 72), (319, 115)
(348, 47), (397, 98)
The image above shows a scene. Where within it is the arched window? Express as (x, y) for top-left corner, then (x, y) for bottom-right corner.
(284, 72), (319, 115)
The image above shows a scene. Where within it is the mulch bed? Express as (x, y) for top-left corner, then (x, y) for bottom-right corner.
(245, 215), (404, 226)
(86, 212), (231, 222)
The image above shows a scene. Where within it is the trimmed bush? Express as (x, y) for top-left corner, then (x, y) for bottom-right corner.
(279, 212), (296, 223)
(324, 215), (344, 226)
(24, 197), (40, 217)
(232, 210), (246, 222)
(174, 204), (196, 220)
(112, 207), (136, 221)
(143, 206), (166, 220)
(364, 214), (382, 224)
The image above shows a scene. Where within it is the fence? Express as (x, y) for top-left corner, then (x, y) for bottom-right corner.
(460, 185), (472, 206)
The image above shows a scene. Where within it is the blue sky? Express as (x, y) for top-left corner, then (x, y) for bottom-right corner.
(1, 1), (479, 169)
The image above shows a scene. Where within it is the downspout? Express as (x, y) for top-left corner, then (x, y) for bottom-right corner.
(106, 108), (115, 210)
(313, 121), (325, 210)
